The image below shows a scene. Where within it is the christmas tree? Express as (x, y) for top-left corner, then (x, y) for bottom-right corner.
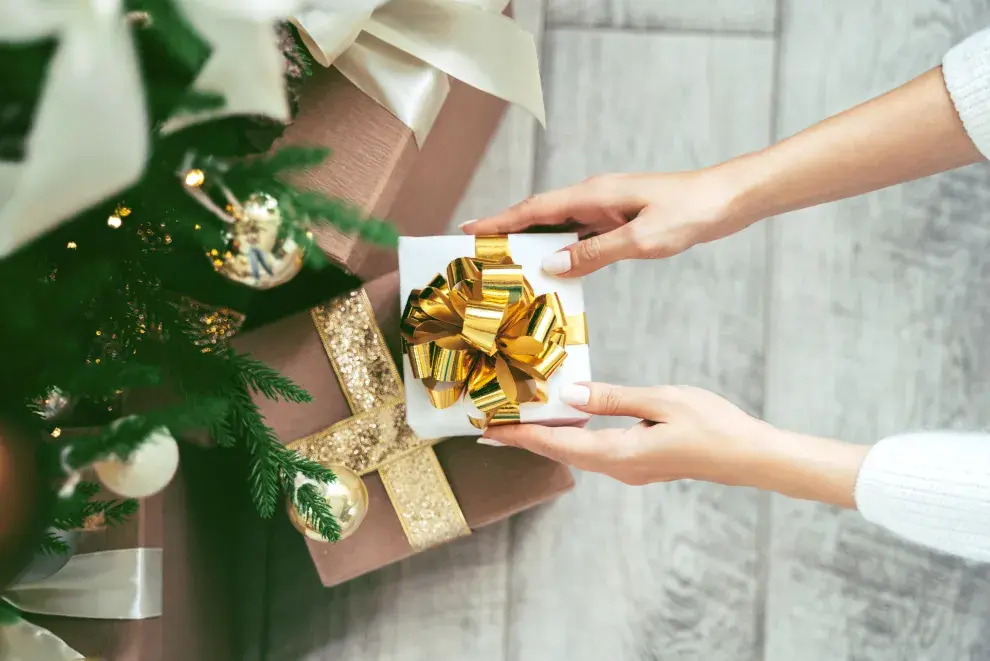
(0, 3), (394, 578)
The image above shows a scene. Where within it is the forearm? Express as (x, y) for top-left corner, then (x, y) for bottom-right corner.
(743, 426), (869, 509)
(719, 67), (984, 227)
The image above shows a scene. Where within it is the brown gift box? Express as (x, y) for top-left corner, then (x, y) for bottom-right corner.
(25, 445), (239, 661)
(232, 271), (574, 587)
(277, 33), (508, 280)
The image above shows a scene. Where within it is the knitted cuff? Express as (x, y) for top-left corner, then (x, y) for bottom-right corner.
(855, 431), (990, 562)
(943, 28), (990, 159)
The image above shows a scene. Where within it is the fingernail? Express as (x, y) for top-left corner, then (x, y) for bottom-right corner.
(542, 251), (571, 274)
(560, 383), (591, 406)
(458, 219), (476, 230)
(477, 437), (505, 447)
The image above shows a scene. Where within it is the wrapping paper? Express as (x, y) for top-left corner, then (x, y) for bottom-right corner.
(21, 445), (240, 661)
(232, 271), (575, 587)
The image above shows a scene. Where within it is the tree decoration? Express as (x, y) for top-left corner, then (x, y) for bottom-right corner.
(0, 3), (400, 582)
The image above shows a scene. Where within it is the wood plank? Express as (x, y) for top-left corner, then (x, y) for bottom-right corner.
(766, 2), (990, 659)
(263, 5), (549, 660)
(506, 29), (775, 661)
(546, 0), (776, 33)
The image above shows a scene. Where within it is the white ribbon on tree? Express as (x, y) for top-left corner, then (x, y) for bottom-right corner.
(291, 0), (546, 145)
(1, 548), (163, 661)
(0, 0), (301, 259)
(0, 0), (147, 259)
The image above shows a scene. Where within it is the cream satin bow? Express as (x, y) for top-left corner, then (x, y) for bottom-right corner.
(0, 0), (302, 258)
(0, 0), (147, 259)
(292, 0), (546, 145)
(1, 549), (163, 661)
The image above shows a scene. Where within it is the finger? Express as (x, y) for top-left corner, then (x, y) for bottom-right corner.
(542, 224), (641, 277)
(559, 382), (665, 421)
(461, 185), (601, 235)
(479, 424), (612, 468)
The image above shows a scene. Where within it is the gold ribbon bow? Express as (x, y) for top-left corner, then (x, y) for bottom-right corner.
(2, 548), (163, 661)
(401, 236), (587, 428)
(291, 0), (546, 145)
(287, 290), (471, 550)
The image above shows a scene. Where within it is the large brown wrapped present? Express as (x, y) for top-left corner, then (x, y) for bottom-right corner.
(17, 445), (239, 661)
(232, 271), (573, 587)
(279, 0), (545, 280)
(279, 69), (505, 280)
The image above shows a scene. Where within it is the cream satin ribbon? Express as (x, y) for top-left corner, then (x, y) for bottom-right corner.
(0, 0), (304, 258)
(1, 548), (163, 661)
(292, 0), (546, 145)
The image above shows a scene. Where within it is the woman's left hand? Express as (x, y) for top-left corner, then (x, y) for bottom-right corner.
(479, 382), (769, 486)
(479, 382), (868, 508)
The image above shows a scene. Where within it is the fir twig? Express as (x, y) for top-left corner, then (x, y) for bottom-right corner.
(38, 530), (71, 556)
(293, 483), (342, 543)
(231, 353), (312, 403)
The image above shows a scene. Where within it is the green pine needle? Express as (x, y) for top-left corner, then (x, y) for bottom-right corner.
(39, 530), (71, 556)
(294, 483), (342, 543)
(233, 353), (312, 403)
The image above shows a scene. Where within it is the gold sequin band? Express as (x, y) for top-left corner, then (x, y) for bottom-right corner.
(287, 289), (471, 550)
(401, 235), (588, 428)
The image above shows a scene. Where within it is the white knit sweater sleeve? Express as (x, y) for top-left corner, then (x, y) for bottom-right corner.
(943, 28), (990, 158)
(854, 432), (990, 562)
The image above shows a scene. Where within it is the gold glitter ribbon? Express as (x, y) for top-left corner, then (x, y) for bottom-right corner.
(286, 290), (470, 551)
(401, 236), (588, 428)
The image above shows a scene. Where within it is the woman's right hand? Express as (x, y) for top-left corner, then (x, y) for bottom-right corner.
(460, 167), (756, 277)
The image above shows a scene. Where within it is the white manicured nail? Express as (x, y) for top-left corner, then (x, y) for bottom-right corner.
(542, 251), (572, 274)
(477, 437), (505, 447)
(458, 219), (476, 229)
(560, 384), (591, 406)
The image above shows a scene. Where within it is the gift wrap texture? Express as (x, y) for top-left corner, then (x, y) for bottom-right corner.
(399, 233), (592, 438)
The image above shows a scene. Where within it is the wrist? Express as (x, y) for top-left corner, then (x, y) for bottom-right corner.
(708, 150), (779, 232)
(741, 425), (870, 509)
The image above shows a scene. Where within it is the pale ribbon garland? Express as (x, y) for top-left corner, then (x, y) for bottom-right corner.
(0, 0), (317, 258)
(1, 549), (163, 661)
(291, 0), (546, 145)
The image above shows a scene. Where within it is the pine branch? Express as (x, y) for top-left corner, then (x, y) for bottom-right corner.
(293, 483), (341, 543)
(39, 530), (71, 556)
(85, 498), (140, 527)
(51, 481), (102, 530)
(231, 353), (312, 403)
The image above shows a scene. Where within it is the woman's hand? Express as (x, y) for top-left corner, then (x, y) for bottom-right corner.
(460, 168), (753, 277)
(479, 382), (869, 507)
(462, 69), (984, 279)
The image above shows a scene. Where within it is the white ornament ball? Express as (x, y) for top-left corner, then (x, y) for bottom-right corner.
(94, 426), (179, 498)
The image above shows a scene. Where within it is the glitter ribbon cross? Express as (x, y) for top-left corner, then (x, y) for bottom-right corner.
(286, 290), (470, 551)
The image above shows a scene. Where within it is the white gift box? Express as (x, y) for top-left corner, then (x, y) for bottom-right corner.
(398, 233), (593, 438)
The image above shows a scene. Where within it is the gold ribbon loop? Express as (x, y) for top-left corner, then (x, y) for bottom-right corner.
(402, 236), (588, 428)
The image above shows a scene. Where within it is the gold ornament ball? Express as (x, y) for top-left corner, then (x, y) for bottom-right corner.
(215, 192), (304, 290)
(94, 424), (180, 498)
(288, 464), (369, 543)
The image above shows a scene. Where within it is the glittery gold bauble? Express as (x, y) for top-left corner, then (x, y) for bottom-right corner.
(288, 464), (369, 543)
(213, 192), (303, 290)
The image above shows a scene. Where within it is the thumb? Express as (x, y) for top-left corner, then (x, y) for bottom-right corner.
(560, 382), (665, 421)
(542, 225), (640, 277)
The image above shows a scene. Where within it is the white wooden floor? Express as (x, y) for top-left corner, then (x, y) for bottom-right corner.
(255, 2), (990, 659)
